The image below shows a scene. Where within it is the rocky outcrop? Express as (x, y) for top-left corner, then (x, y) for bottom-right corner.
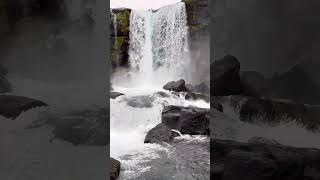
(144, 123), (178, 144)
(212, 139), (320, 180)
(110, 8), (131, 68)
(163, 79), (189, 92)
(162, 105), (210, 135)
(211, 55), (242, 96)
(0, 95), (47, 119)
(110, 158), (121, 180)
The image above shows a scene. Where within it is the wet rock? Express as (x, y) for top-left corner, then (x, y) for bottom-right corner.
(211, 55), (242, 96)
(144, 123), (178, 144)
(186, 84), (195, 92)
(0, 75), (11, 93)
(194, 82), (210, 95)
(212, 139), (320, 180)
(162, 105), (210, 135)
(0, 95), (47, 120)
(163, 79), (189, 92)
(212, 101), (223, 112)
(110, 92), (124, 99)
(110, 158), (121, 180)
(185, 92), (209, 102)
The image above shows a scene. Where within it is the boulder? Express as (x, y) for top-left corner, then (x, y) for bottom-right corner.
(125, 95), (154, 108)
(0, 95), (47, 120)
(110, 92), (124, 99)
(162, 105), (210, 135)
(110, 158), (121, 180)
(163, 79), (189, 92)
(212, 139), (320, 180)
(185, 92), (209, 102)
(211, 55), (242, 96)
(144, 123), (178, 144)
(240, 71), (271, 98)
(194, 82), (210, 95)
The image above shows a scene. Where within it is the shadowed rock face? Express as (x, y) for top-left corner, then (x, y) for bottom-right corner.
(163, 79), (189, 92)
(144, 123), (178, 144)
(0, 95), (47, 119)
(110, 158), (121, 180)
(212, 139), (320, 180)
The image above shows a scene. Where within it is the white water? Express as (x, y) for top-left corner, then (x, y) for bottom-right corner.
(111, 2), (209, 179)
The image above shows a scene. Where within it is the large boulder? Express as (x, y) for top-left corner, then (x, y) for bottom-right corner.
(162, 105), (210, 135)
(144, 123), (178, 144)
(110, 92), (124, 99)
(211, 55), (242, 96)
(240, 71), (271, 98)
(212, 139), (320, 180)
(163, 79), (189, 92)
(110, 158), (121, 180)
(185, 92), (209, 102)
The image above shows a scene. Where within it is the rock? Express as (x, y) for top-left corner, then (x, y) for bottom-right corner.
(162, 105), (210, 135)
(240, 71), (271, 98)
(185, 92), (209, 102)
(194, 82), (210, 95)
(0, 95), (47, 120)
(110, 92), (124, 99)
(211, 55), (242, 96)
(163, 79), (189, 92)
(144, 123), (178, 144)
(186, 84), (195, 92)
(110, 158), (121, 180)
(212, 101), (223, 112)
(0, 75), (11, 93)
(212, 139), (320, 180)
(248, 137), (280, 146)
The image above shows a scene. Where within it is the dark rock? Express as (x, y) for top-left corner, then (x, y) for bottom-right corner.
(110, 92), (124, 99)
(248, 137), (280, 146)
(211, 55), (242, 96)
(110, 158), (121, 180)
(194, 82), (210, 95)
(240, 71), (271, 98)
(163, 79), (189, 92)
(185, 92), (209, 102)
(162, 105), (210, 135)
(185, 84), (195, 92)
(0, 95), (47, 120)
(0, 75), (12, 93)
(212, 101), (223, 112)
(144, 123), (178, 144)
(212, 139), (320, 180)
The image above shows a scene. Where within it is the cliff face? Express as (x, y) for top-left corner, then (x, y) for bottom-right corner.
(110, 8), (131, 69)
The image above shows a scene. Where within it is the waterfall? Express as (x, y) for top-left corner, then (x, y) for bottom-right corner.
(127, 2), (190, 86)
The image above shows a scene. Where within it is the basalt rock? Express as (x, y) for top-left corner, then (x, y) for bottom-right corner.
(211, 55), (242, 96)
(163, 79), (189, 92)
(211, 139), (320, 180)
(110, 158), (121, 180)
(144, 123), (178, 144)
(110, 92), (124, 99)
(162, 105), (210, 135)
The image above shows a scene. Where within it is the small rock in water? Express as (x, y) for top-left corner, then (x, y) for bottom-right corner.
(185, 92), (209, 102)
(144, 123), (178, 144)
(163, 79), (189, 92)
(110, 158), (121, 180)
(110, 92), (125, 99)
(125, 95), (154, 108)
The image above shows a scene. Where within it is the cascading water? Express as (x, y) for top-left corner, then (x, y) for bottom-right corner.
(111, 2), (209, 179)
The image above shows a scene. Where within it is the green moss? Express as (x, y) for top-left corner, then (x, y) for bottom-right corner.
(116, 9), (131, 35)
(114, 36), (128, 50)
